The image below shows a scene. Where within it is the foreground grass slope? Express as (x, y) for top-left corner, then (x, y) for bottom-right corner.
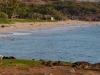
(2, 59), (72, 67)
(2, 59), (42, 67)
(0, 59), (100, 75)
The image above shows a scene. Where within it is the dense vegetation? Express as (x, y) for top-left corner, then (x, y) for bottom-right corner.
(0, 0), (100, 21)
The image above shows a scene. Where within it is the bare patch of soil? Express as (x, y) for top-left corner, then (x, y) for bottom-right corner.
(0, 66), (100, 75)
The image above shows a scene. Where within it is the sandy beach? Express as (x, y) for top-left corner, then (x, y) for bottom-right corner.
(0, 20), (100, 32)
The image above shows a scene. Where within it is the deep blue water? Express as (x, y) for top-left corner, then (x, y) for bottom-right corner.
(0, 24), (100, 63)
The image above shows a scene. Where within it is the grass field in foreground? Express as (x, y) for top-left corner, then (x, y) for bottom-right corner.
(1, 59), (72, 67)
(2, 59), (42, 67)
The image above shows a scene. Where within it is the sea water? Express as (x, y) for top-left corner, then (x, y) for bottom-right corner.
(0, 24), (100, 63)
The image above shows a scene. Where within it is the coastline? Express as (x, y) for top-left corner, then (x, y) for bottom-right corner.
(1, 58), (100, 75)
(0, 20), (100, 32)
(1, 20), (100, 75)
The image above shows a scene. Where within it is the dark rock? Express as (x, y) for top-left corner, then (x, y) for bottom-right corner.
(39, 59), (44, 61)
(3, 56), (9, 59)
(9, 56), (16, 59)
(32, 59), (35, 60)
(1, 25), (5, 28)
(71, 61), (100, 71)
(41, 61), (47, 65)
(3, 56), (16, 59)
(42, 60), (64, 67)
(72, 61), (91, 69)
(53, 61), (64, 66)
(46, 61), (53, 67)
(41, 60), (53, 67)
(92, 63), (100, 71)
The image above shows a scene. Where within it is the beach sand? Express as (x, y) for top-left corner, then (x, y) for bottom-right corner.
(0, 20), (100, 32)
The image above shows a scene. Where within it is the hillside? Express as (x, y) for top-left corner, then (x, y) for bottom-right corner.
(0, 0), (100, 21)
(19, 0), (46, 5)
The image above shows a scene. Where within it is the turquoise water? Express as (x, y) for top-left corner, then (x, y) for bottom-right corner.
(0, 24), (100, 63)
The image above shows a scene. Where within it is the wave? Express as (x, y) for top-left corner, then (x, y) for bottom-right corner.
(31, 25), (82, 33)
(0, 34), (8, 38)
(0, 25), (90, 37)
(11, 32), (31, 36)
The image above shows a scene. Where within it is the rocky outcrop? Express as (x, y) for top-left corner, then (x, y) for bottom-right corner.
(3, 56), (16, 59)
(72, 61), (91, 69)
(41, 61), (64, 67)
(72, 61), (100, 71)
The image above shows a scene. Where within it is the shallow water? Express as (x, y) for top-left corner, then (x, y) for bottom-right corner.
(0, 24), (100, 63)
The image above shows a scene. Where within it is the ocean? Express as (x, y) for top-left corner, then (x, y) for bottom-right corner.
(0, 24), (100, 63)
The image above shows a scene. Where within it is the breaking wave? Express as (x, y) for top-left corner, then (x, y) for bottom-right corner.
(11, 32), (31, 36)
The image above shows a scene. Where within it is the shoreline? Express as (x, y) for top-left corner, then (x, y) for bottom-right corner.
(0, 20), (100, 32)
(2, 57), (100, 72)
(1, 58), (100, 75)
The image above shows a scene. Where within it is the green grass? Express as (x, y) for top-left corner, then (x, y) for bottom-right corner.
(1, 59), (72, 68)
(2, 59), (42, 67)
(0, 19), (56, 24)
(0, 19), (15, 24)
(14, 19), (56, 22)
(64, 62), (73, 66)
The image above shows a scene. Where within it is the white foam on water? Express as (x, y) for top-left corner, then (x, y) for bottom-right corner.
(31, 25), (84, 34)
(0, 34), (8, 38)
(11, 32), (31, 36)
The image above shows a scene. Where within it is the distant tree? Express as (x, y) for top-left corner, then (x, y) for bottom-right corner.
(43, 15), (51, 20)
(0, 0), (9, 13)
(29, 12), (42, 19)
(0, 0), (20, 18)
(18, 3), (30, 18)
(0, 12), (8, 19)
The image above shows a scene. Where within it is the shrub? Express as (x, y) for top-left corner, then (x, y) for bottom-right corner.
(29, 13), (43, 20)
(0, 12), (8, 20)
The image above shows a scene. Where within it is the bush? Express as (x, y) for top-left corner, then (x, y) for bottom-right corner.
(29, 13), (43, 20)
(43, 15), (51, 20)
(54, 13), (67, 21)
(0, 12), (8, 20)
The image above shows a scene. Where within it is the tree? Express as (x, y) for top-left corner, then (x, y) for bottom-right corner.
(18, 3), (30, 18)
(7, 0), (20, 18)
(0, 12), (8, 19)
(0, 0), (20, 18)
(29, 13), (43, 19)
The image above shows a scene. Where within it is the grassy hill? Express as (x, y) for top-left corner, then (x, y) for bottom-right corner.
(0, 0), (100, 22)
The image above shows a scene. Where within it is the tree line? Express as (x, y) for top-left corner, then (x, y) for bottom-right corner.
(0, 0), (100, 21)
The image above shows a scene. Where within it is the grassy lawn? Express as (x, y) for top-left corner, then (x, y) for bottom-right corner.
(14, 19), (56, 22)
(0, 19), (56, 24)
(2, 59), (42, 67)
(1, 59), (72, 67)
(0, 20), (15, 24)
